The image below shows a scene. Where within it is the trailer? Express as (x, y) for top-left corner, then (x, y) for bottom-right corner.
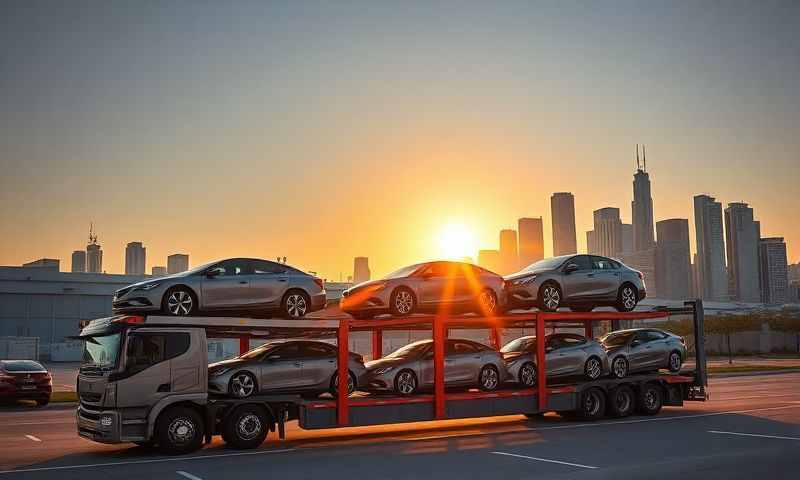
(75, 301), (708, 453)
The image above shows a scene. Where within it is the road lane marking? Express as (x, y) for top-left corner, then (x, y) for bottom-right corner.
(176, 471), (203, 480)
(24, 435), (41, 442)
(0, 449), (295, 475)
(490, 451), (598, 469)
(709, 430), (800, 441)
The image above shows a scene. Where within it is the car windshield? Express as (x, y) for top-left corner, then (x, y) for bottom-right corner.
(501, 337), (536, 353)
(381, 264), (423, 280)
(82, 333), (122, 368)
(520, 256), (570, 273)
(1, 360), (45, 372)
(385, 340), (430, 359)
(239, 343), (276, 360)
(600, 332), (634, 347)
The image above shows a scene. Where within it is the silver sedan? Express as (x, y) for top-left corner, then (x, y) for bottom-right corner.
(599, 328), (688, 378)
(112, 257), (326, 318)
(208, 340), (367, 398)
(364, 339), (506, 395)
(501, 333), (609, 386)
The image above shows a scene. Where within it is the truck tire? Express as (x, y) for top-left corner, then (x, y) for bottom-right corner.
(637, 383), (663, 416)
(576, 388), (606, 420)
(156, 406), (204, 455)
(222, 405), (270, 450)
(607, 385), (635, 418)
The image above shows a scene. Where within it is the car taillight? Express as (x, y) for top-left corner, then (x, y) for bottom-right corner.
(313, 277), (324, 289)
(637, 271), (644, 280)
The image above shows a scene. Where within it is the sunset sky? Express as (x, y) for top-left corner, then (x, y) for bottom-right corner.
(1, 1), (798, 280)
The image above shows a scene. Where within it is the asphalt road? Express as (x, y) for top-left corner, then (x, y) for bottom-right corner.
(1, 372), (798, 480)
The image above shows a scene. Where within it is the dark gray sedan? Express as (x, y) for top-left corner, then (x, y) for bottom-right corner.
(208, 340), (367, 398)
(113, 257), (326, 318)
(364, 339), (506, 395)
(599, 328), (687, 378)
(501, 333), (609, 386)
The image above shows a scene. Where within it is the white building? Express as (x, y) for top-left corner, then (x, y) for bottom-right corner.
(71, 250), (86, 273)
(592, 207), (622, 259)
(694, 194), (727, 301)
(125, 241), (146, 275)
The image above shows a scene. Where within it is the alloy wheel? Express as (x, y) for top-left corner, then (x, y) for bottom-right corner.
(584, 391), (602, 416)
(644, 389), (658, 410)
(286, 294), (308, 318)
(519, 363), (537, 387)
(612, 357), (628, 378)
(395, 291), (414, 315)
(167, 417), (196, 446)
(236, 413), (262, 441)
(586, 358), (602, 380)
(396, 371), (416, 394)
(479, 290), (497, 313)
(167, 291), (193, 316)
(231, 373), (255, 398)
(669, 352), (681, 371)
(480, 366), (499, 390)
(333, 373), (355, 395)
(542, 286), (560, 310)
(621, 287), (636, 310)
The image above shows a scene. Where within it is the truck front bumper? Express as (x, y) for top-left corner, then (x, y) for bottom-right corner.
(77, 405), (122, 444)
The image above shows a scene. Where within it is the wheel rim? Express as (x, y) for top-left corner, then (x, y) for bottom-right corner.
(586, 358), (601, 379)
(167, 291), (193, 316)
(584, 391), (601, 416)
(479, 291), (497, 313)
(670, 353), (681, 371)
(395, 291), (413, 314)
(613, 357), (627, 378)
(481, 367), (498, 390)
(231, 374), (255, 398)
(236, 413), (262, 441)
(397, 371), (416, 394)
(644, 389), (658, 409)
(543, 286), (560, 310)
(616, 390), (632, 412)
(333, 373), (355, 394)
(520, 364), (536, 387)
(622, 287), (636, 310)
(168, 417), (196, 445)
(286, 294), (308, 318)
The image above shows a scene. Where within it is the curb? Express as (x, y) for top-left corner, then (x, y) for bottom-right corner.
(709, 368), (800, 378)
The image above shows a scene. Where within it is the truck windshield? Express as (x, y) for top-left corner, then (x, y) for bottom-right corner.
(82, 333), (122, 369)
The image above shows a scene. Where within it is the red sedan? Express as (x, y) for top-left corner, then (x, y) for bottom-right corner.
(0, 360), (52, 406)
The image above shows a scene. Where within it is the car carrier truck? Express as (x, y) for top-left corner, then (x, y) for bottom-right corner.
(75, 301), (708, 454)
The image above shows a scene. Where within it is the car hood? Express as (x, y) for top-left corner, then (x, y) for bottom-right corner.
(503, 268), (554, 281)
(344, 279), (388, 295)
(365, 357), (408, 371)
(122, 273), (188, 290)
(208, 358), (247, 372)
(501, 351), (530, 361)
(602, 345), (625, 355)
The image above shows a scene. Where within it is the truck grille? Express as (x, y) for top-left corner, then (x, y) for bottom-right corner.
(80, 392), (102, 403)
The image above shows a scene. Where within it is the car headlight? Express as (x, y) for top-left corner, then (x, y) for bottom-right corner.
(372, 366), (394, 375)
(210, 368), (231, 377)
(135, 283), (160, 291)
(512, 275), (537, 286)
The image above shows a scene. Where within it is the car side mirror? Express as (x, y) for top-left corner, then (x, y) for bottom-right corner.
(206, 267), (224, 278)
(564, 263), (579, 274)
(266, 354), (281, 361)
(630, 340), (641, 347)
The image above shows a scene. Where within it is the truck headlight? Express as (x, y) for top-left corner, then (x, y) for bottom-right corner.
(100, 415), (113, 427)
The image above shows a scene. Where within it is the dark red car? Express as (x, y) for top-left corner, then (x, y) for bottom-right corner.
(0, 360), (52, 406)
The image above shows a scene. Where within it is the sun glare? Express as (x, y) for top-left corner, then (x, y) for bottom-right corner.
(436, 223), (477, 261)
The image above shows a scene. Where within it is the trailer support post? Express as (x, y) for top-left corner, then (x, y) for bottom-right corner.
(490, 327), (501, 350)
(337, 318), (350, 427)
(239, 335), (249, 355)
(583, 320), (592, 339)
(434, 316), (446, 419)
(536, 313), (547, 410)
(372, 329), (383, 360)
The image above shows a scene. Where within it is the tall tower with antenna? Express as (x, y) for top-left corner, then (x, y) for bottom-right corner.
(86, 223), (103, 273)
(631, 145), (655, 251)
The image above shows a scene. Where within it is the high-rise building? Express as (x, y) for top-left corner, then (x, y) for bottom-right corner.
(477, 249), (501, 274)
(125, 242), (146, 275)
(693, 195), (727, 300)
(621, 223), (634, 255)
(620, 248), (657, 297)
(353, 257), (370, 284)
(86, 244), (102, 273)
(518, 217), (544, 266)
(789, 263), (800, 282)
(22, 258), (59, 269)
(586, 230), (597, 255)
(655, 219), (691, 300)
(632, 145), (655, 252)
(167, 254), (189, 274)
(71, 250), (86, 273)
(724, 202), (760, 303)
(152, 266), (167, 277)
(499, 229), (519, 274)
(759, 237), (788, 304)
(551, 192), (577, 256)
(592, 207), (622, 258)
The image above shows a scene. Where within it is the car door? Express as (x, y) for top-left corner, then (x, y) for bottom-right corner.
(417, 262), (451, 306)
(642, 331), (669, 367)
(296, 342), (337, 390)
(248, 260), (290, 307)
(556, 335), (590, 376)
(590, 256), (622, 297)
(201, 259), (253, 309)
(258, 343), (304, 391)
(560, 255), (595, 300)
(544, 337), (567, 375)
(447, 340), (483, 384)
(627, 332), (656, 372)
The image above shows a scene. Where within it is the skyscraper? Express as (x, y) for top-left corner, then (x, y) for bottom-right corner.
(693, 195), (727, 300)
(518, 217), (544, 266)
(759, 237), (788, 304)
(592, 207), (622, 258)
(86, 225), (102, 274)
(550, 192), (577, 256)
(724, 202), (760, 303)
(632, 145), (655, 252)
(586, 230), (598, 255)
(477, 249), (501, 273)
(621, 223), (634, 255)
(499, 229), (518, 274)
(167, 254), (189, 274)
(71, 250), (86, 272)
(655, 219), (691, 300)
(125, 242), (146, 275)
(353, 257), (370, 284)
(152, 266), (167, 277)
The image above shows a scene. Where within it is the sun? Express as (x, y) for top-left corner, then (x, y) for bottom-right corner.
(436, 223), (477, 261)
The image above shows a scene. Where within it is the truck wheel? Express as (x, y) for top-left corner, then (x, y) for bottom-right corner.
(637, 383), (663, 415)
(607, 385), (635, 418)
(222, 405), (270, 450)
(576, 388), (606, 420)
(156, 406), (204, 455)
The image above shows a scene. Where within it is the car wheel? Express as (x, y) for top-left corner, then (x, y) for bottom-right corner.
(281, 290), (310, 319)
(608, 385), (636, 418)
(616, 283), (638, 312)
(637, 383), (663, 415)
(329, 371), (357, 396)
(162, 287), (196, 316)
(668, 351), (682, 373)
(576, 388), (606, 420)
(394, 369), (418, 395)
(156, 406), (204, 455)
(389, 288), (416, 316)
(584, 356), (603, 381)
(478, 365), (500, 391)
(611, 356), (629, 379)
(518, 362), (537, 388)
(477, 289), (498, 315)
(229, 372), (258, 399)
(538, 283), (562, 312)
(36, 398), (50, 407)
(222, 405), (270, 450)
